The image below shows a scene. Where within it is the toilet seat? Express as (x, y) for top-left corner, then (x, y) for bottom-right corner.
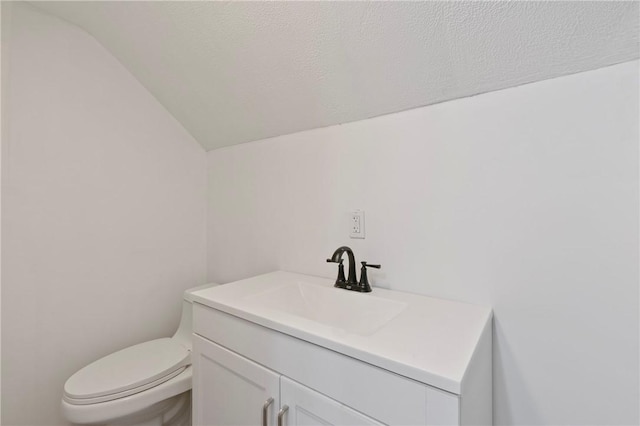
(63, 338), (190, 405)
(61, 366), (192, 425)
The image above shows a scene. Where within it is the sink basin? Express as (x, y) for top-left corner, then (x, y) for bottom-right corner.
(243, 281), (407, 336)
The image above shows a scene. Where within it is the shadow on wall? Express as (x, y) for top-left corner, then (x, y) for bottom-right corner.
(493, 319), (542, 425)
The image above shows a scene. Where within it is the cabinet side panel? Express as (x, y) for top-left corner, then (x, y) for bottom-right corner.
(460, 317), (493, 425)
(425, 387), (460, 425)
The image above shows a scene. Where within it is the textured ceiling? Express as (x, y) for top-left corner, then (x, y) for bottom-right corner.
(31, 1), (639, 151)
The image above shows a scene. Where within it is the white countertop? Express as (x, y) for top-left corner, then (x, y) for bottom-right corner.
(191, 271), (492, 394)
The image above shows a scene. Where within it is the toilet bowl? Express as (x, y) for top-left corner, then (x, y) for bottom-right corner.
(61, 283), (218, 425)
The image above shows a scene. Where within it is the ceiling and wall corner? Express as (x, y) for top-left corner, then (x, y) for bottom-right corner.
(30, 1), (639, 151)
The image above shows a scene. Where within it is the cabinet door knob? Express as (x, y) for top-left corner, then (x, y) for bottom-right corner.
(262, 397), (274, 426)
(277, 405), (289, 426)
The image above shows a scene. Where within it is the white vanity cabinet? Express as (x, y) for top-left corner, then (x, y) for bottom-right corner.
(193, 334), (384, 426)
(191, 271), (493, 426)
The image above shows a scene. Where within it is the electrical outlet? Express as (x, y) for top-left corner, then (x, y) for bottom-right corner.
(350, 210), (365, 239)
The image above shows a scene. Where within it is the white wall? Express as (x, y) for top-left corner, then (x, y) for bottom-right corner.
(207, 61), (639, 425)
(1, 4), (206, 425)
(0, 2), (4, 421)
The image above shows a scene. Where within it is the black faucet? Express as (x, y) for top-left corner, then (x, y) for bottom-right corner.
(326, 246), (358, 289)
(326, 246), (380, 292)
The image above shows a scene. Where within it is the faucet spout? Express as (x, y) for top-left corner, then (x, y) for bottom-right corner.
(327, 246), (358, 288)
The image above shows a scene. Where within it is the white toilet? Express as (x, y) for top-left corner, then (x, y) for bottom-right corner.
(61, 283), (217, 426)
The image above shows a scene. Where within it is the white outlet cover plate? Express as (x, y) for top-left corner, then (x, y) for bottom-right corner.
(350, 210), (365, 239)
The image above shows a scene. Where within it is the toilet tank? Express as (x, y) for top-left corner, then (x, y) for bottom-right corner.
(173, 283), (220, 350)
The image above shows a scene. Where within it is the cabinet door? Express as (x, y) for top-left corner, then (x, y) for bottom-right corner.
(280, 377), (384, 426)
(193, 334), (280, 426)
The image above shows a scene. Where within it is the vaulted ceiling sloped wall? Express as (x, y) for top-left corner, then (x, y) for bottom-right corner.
(33, 1), (639, 151)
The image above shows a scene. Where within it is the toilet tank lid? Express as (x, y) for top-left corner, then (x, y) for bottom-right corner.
(64, 338), (190, 400)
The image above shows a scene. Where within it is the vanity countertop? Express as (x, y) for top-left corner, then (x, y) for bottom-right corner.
(191, 271), (492, 394)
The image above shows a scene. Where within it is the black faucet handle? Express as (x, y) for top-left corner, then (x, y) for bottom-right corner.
(356, 261), (380, 293)
(326, 258), (343, 264)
